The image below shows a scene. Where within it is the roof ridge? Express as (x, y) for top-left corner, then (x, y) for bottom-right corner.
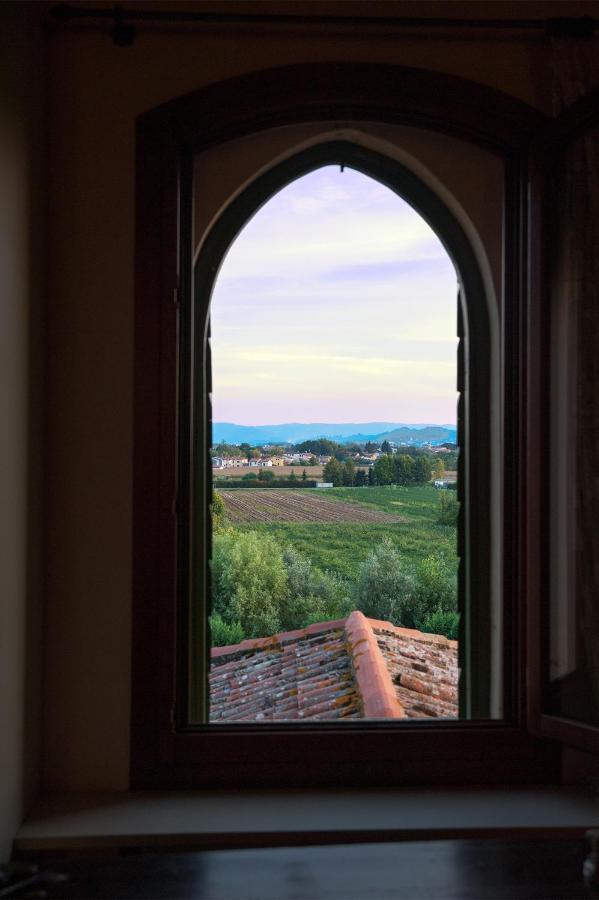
(344, 611), (405, 719)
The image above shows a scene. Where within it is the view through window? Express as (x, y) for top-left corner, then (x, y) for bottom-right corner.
(207, 165), (460, 722)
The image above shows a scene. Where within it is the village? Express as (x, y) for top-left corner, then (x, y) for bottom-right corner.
(212, 444), (453, 471)
(212, 451), (334, 469)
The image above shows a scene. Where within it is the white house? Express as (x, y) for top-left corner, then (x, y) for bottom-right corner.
(221, 457), (248, 468)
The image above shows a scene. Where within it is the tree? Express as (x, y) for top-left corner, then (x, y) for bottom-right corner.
(413, 455), (432, 484)
(210, 491), (227, 532)
(295, 438), (338, 457)
(342, 458), (355, 486)
(368, 466), (375, 486)
(443, 451), (458, 471)
(212, 442), (240, 458)
(323, 457), (344, 486)
(238, 442), (252, 460)
(308, 456), (318, 467)
(345, 442), (362, 455)
(373, 454), (394, 485)
(394, 454), (414, 485)
(437, 490), (458, 525)
(302, 468), (307, 481)
(433, 457), (445, 479)
(289, 469), (297, 482)
(269, 444), (286, 456)
(354, 469), (367, 487)
(381, 439), (392, 455)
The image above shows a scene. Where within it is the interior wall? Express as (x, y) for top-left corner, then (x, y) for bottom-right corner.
(43, 2), (576, 792)
(0, 3), (44, 862)
(193, 122), (502, 302)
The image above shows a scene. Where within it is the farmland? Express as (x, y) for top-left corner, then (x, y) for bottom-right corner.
(214, 464), (325, 480)
(218, 489), (406, 524)
(216, 485), (457, 580)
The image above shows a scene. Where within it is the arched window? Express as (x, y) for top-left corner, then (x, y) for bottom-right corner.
(189, 142), (494, 724)
(131, 63), (565, 789)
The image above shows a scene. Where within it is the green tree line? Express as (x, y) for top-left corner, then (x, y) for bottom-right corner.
(322, 453), (433, 487)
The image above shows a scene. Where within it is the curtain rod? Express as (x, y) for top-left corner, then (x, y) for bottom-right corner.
(50, 4), (597, 47)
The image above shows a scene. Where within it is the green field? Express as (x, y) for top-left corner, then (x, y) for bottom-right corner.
(230, 485), (457, 581)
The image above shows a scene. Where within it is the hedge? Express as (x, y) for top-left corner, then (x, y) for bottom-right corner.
(214, 479), (319, 489)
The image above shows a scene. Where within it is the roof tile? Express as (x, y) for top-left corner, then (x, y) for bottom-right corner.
(209, 612), (458, 722)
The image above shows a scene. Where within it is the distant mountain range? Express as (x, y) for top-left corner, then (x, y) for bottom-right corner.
(213, 422), (456, 446)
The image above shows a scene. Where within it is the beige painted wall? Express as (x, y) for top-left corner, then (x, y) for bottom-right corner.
(42, 2), (584, 791)
(0, 3), (44, 862)
(193, 122), (503, 301)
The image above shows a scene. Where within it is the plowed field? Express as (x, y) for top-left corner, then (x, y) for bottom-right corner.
(218, 490), (406, 524)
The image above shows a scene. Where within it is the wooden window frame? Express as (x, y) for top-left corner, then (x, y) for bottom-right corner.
(131, 62), (561, 789)
(525, 87), (599, 756)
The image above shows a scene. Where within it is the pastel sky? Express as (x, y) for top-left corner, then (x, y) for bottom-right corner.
(209, 166), (458, 425)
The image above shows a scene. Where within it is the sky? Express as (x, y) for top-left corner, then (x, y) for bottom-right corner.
(209, 165), (458, 425)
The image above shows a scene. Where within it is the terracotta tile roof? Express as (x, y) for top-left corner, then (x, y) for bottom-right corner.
(210, 611), (458, 721)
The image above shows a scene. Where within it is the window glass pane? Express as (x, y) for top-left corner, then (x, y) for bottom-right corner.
(205, 165), (462, 722)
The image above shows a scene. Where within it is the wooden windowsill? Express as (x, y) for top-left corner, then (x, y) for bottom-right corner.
(15, 786), (599, 853)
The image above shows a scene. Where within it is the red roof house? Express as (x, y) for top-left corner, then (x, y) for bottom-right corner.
(209, 611), (458, 722)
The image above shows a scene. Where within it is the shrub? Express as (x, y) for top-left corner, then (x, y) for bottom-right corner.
(420, 609), (460, 641)
(281, 545), (352, 629)
(437, 491), (459, 525)
(411, 552), (457, 626)
(211, 491), (227, 532)
(355, 537), (417, 627)
(356, 544), (457, 631)
(211, 530), (286, 637)
(209, 613), (245, 647)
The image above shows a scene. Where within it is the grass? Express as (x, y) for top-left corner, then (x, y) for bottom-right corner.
(232, 485), (457, 582)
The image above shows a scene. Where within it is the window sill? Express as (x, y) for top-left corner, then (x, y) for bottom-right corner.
(15, 786), (599, 854)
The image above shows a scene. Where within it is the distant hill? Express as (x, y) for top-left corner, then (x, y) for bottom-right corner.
(373, 426), (456, 446)
(213, 422), (456, 446)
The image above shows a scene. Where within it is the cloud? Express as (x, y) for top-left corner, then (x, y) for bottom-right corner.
(209, 165), (458, 424)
